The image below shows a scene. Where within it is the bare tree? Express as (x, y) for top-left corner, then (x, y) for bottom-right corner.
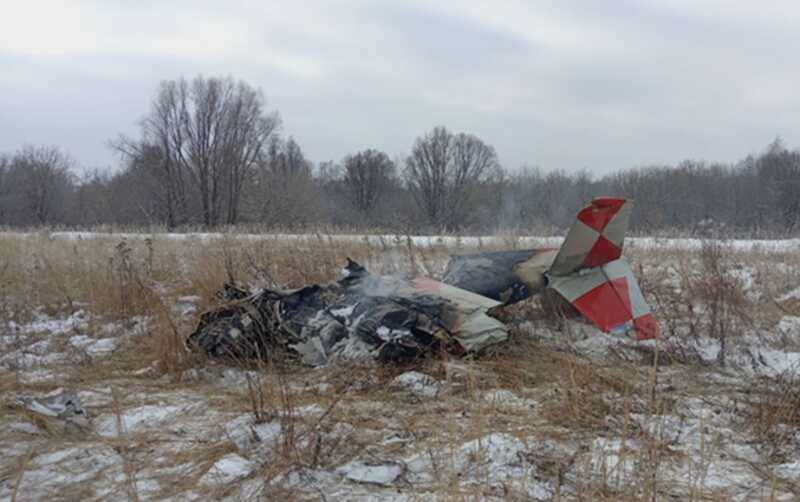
(342, 149), (395, 215)
(116, 76), (280, 227)
(5, 146), (73, 225)
(255, 136), (318, 227)
(0, 154), (8, 224)
(70, 170), (113, 226)
(111, 139), (188, 228)
(405, 126), (499, 229)
(756, 137), (800, 230)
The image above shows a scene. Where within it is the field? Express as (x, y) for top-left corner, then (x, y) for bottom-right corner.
(1, 231), (800, 501)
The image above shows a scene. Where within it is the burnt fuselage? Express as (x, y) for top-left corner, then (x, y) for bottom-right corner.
(442, 248), (558, 305)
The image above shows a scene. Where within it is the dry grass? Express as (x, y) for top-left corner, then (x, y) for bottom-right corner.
(9, 446), (35, 502)
(1, 231), (799, 500)
(743, 372), (800, 462)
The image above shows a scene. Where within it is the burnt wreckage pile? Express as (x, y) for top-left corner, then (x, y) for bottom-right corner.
(188, 259), (510, 365)
(188, 198), (657, 366)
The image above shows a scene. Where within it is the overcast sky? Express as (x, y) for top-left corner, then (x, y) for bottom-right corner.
(1, 0), (799, 174)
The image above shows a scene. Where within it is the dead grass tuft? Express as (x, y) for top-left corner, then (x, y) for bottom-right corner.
(743, 371), (800, 463)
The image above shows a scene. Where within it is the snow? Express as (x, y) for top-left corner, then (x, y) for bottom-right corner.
(777, 286), (800, 302)
(481, 389), (537, 412)
(404, 432), (551, 498)
(9, 421), (39, 434)
(70, 334), (118, 355)
(775, 461), (800, 480)
(200, 453), (254, 485)
(337, 461), (402, 486)
(0, 445), (124, 500)
(655, 329), (800, 376)
(391, 371), (441, 398)
(0, 350), (66, 369)
(727, 266), (761, 301)
(34, 447), (82, 466)
(6, 230), (798, 254)
(752, 347), (800, 376)
(224, 414), (282, 451)
(778, 316), (800, 336)
(175, 295), (202, 316)
(591, 438), (637, 482)
(7, 310), (89, 335)
(94, 404), (183, 437)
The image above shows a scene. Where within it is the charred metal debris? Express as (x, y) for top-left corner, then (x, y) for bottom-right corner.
(188, 258), (511, 366)
(188, 198), (657, 366)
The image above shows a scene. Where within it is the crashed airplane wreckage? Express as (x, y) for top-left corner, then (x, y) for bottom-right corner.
(188, 197), (656, 365)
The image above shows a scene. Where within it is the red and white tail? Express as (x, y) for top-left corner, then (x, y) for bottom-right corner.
(547, 198), (656, 340)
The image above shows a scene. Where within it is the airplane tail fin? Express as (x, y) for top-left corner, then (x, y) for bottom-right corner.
(548, 259), (656, 340)
(546, 198), (656, 340)
(549, 197), (633, 275)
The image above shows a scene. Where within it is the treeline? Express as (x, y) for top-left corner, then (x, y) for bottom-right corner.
(1, 75), (799, 235)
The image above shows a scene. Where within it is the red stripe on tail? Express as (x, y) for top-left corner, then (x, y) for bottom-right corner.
(577, 197), (626, 232)
(582, 235), (622, 268)
(571, 277), (632, 333)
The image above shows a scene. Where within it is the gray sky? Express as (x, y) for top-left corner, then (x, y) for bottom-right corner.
(2, 0), (799, 175)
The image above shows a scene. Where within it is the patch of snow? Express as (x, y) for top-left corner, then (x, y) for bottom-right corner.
(631, 413), (686, 444)
(572, 329), (625, 358)
(482, 389), (537, 412)
(296, 403), (325, 416)
(404, 432), (550, 498)
(778, 316), (800, 338)
(200, 453), (254, 485)
(775, 461), (800, 480)
(9, 422), (40, 434)
(0, 444), (123, 499)
(1, 349), (67, 369)
(337, 461), (402, 486)
(86, 337), (117, 354)
(753, 347), (800, 376)
(10, 310), (89, 335)
(34, 447), (82, 466)
(16, 368), (58, 384)
(27, 231), (800, 255)
(694, 338), (722, 363)
(175, 295), (202, 316)
(26, 339), (51, 354)
(94, 404), (182, 437)
(777, 287), (800, 303)
(224, 414), (282, 451)
(590, 437), (637, 482)
(697, 460), (762, 493)
(391, 371), (441, 398)
(77, 388), (112, 407)
(70, 334), (118, 355)
(727, 267), (758, 300)
(269, 466), (342, 494)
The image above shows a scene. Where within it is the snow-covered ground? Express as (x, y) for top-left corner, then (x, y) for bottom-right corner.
(2, 229), (799, 253)
(1, 233), (800, 500)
